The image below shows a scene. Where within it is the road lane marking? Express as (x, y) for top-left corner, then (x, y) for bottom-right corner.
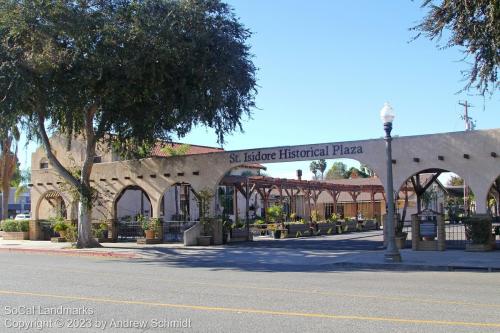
(0, 289), (499, 328)
(1, 260), (499, 310)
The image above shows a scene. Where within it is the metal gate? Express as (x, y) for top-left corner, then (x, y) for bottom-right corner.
(162, 221), (197, 242)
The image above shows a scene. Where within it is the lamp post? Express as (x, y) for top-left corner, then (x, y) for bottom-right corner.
(380, 102), (402, 263)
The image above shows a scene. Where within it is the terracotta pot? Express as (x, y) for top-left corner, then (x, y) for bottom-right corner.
(145, 229), (155, 239)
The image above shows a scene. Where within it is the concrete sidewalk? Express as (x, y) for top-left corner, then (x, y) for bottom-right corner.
(1, 237), (499, 271)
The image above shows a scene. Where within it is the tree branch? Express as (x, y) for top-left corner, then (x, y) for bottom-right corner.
(37, 112), (81, 190)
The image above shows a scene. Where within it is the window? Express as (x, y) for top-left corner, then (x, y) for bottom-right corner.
(40, 158), (49, 169)
(218, 186), (234, 215)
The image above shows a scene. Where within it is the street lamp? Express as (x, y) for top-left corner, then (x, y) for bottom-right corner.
(380, 102), (402, 263)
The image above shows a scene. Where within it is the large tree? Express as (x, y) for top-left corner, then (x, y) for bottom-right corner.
(325, 162), (348, 180)
(413, 0), (499, 95)
(0, 0), (256, 247)
(309, 161), (319, 180)
(317, 159), (327, 180)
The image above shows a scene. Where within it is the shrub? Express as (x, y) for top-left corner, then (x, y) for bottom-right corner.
(464, 215), (492, 245)
(311, 210), (320, 222)
(1, 219), (29, 232)
(53, 220), (69, 233)
(65, 224), (78, 242)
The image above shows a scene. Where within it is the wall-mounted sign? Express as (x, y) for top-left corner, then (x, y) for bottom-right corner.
(229, 144), (365, 164)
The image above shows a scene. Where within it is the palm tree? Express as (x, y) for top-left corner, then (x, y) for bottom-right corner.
(317, 159), (327, 180)
(309, 161), (319, 180)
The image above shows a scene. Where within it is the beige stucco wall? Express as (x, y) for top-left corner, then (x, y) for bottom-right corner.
(31, 129), (500, 222)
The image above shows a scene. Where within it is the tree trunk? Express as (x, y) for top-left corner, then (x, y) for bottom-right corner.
(37, 107), (101, 248)
(1, 181), (9, 220)
(1, 138), (16, 221)
(76, 199), (99, 248)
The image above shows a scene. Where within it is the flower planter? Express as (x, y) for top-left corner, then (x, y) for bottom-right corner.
(286, 224), (308, 236)
(197, 235), (212, 246)
(466, 243), (493, 252)
(145, 230), (155, 239)
(3, 231), (29, 240)
(317, 223), (337, 235)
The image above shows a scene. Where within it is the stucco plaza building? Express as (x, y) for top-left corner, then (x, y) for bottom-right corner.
(30, 129), (500, 241)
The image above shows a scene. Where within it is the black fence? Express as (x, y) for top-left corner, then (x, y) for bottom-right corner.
(162, 221), (197, 242)
(117, 220), (143, 241)
(116, 219), (197, 242)
(402, 221), (500, 249)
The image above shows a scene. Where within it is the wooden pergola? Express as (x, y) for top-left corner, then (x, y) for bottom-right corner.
(220, 175), (386, 222)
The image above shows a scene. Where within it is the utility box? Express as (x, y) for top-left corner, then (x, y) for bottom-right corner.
(411, 210), (445, 251)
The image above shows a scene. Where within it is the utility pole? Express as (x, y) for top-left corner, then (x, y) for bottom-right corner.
(459, 100), (474, 214)
(459, 100), (475, 131)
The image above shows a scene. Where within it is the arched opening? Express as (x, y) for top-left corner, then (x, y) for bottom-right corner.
(114, 185), (152, 241)
(36, 190), (69, 240)
(218, 158), (384, 247)
(487, 176), (500, 219)
(159, 183), (200, 242)
(396, 168), (474, 249)
(487, 176), (500, 248)
(37, 190), (68, 220)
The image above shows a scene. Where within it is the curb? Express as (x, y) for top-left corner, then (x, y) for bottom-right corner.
(0, 247), (138, 259)
(330, 261), (499, 272)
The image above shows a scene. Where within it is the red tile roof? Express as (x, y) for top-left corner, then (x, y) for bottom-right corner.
(151, 142), (265, 169)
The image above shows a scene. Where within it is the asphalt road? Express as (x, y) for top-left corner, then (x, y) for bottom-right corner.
(0, 248), (499, 333)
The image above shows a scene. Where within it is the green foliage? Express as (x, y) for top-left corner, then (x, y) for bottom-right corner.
(137, 214), (150, 231)
(161, 144), (191, 157)
(65, 224), (78, 243)
(1, 219), (28, 232)
(464, 215), (492, 244)
(413, 0), (499, 95)
(92, 223), (109, 239)
(327, 227), (333, 235)
(311, 210), (320, 222)
(0, 0), (257, 146)
(198, 188), (215, 235)
(309, 161), (319, 179)
(0, 0), (256, 246)
(310, 160), (327, 180)
(266, 204), (284, 223)
(329, 213), (339, 222)
(447, 175), (464, 186)
(52, 220), (69, 233)
(326, 162), (348, 180)
(254, 219), (265, 225)
(234, 219), (245, 229)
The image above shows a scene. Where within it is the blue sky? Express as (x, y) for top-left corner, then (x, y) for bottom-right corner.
(19, 0), (499, 179)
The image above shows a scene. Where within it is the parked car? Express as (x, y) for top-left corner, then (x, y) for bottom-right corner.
(14, 213), (30, 220)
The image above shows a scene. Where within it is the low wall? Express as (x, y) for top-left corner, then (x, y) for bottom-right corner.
(184, 222), (202, 246)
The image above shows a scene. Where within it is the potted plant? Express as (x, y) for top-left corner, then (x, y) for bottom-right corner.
(197, 188), (215, 246)
(52, 218), (69, 238)
(99, 223), (109, 239)
(137, 215), (152, 239)
(266, 204), (285, 239)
